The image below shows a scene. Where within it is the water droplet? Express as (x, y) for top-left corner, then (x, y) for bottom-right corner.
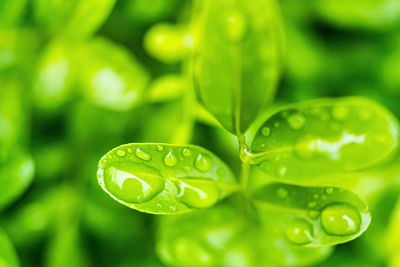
(135, 148), (151, 161)
(285, 219), (313, 245)
(116, 149), (126, 157)
(273, 122), (280, 128)
(217, 168), (225, 177)
(321, 204), (361, 236)
(308, 210), (320, 219)
(260, 142), (266, 148)
(277, 166), (287, 177)
(183, 165), (192, 172)
(182, 148), (192, 157)
(331, 106), (350, 121)
(358, 109), (371, 121)
(224, 9), (247, 42)
(313, 194), (319, 199)
(157, 145), (164, 151)
(169, 205), (177, 212)
(308, 201), (317, 208)
(277, 188), (288, 198)
(176, 180), (218, 208)
(103, 165), (164, 203)
(281, 111), (289, 118)
(326, 187), (333, 194)
(127, 148), (132, 153)
(261, 127), (271, 137)
(195, 154), (212, 172)
(287, 112), (306, 130)
(164, 151), (178, 167)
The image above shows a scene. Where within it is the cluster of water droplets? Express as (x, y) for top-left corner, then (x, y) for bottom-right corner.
(277, 187), (363, 245)
(101, 145), (227, 210)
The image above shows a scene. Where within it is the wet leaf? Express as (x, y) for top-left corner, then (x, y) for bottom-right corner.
(97, 144), (238, 214)
(193, 0), (282, 134)
(251, 97), (399, 184)
(252, 183), (371, 247)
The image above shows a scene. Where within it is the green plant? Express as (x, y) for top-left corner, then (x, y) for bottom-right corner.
(96, 0), (400, 266)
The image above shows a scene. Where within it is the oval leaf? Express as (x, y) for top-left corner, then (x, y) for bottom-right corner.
(77, 38), (149, 111)
(193, 0), (282, 134)
(252, 183), (371, 247)
(156, 205), (244, 266)
(0, 151), (35, 211)
(97, 144), (238, 214)
(251, 97), (399, 184)
(0, 227), (20, 267)
(33, 0), (116, 41)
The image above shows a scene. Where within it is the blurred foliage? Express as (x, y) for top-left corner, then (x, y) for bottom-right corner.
(0, 0), (400, 266)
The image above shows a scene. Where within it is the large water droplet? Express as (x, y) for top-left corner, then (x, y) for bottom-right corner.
(321, 204), (361, 236)
(176, 180), (218, 208)
(287, 112), (306, 130)
(195, 154), (212, 172)
(135, 148), (151, 161)
(331, 106), (350, 121)
(224, 9), (247, 42)
(164, 151), (178, 167)
(261, 127), (271, 137)
(285, 219), (313, 245)
(103, 164), (164, 203)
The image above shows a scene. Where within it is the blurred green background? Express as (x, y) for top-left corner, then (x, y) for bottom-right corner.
(0, 0), (400, 266)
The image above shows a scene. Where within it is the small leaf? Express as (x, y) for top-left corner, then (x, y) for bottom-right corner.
(97, 144), (238, 214)
(0, 151), (35, 211)
(156, 205), (244, 266)
(193, 0), (282, 134)
(252, 183), (371, 247)
(251, 97), (399, 184)
(33, 0), (116, 41)
(77, 38), (149, 111)
(0, 227), (20, 267)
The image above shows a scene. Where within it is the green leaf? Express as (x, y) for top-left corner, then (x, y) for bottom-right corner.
(146, 74), (187, 103)
(144, 23), (194, 63)
(33, 0), (116, 41)
(77, 38), (149, 111)
(193, 0), (282, 134)
(0, 151), (35, 211)
(0, 227), (20, 267)
(33, 41), (76, 111)
(97, 144), (238, 214)
(251, 97), (399, 184)
(156, 205), (245, 266)
(252, 183), (371, 247)
(0, 0), (27, 28)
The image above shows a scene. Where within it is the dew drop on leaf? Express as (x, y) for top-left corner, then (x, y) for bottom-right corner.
(116, 149), (126, 157)
(285, 219), (313, 245)
(331, 106), (350, 121)
(277, 187), (288, 198)
(103, 166), (164, 203)
(182, 148), (192, 157)
(135, 148), (151, 161)
(287, 112), (306, 130)
(261, 127), (271, 137)
(176, 180), (218, 208)
(195, 154), (212, 172)
(157, 145), (164, 152)
(224, 9), (247, 42)
(321, 204), (361, 236)
(164, 151), (178, 167)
